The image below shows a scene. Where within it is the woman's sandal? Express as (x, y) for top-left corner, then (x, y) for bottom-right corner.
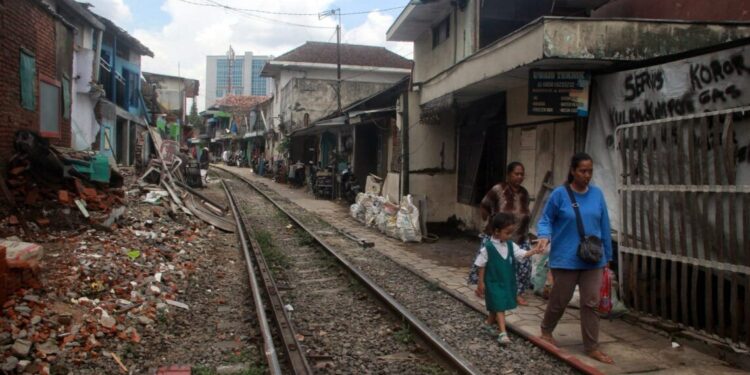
(516, 295), (529, 306)
(587, 350), (615, 364)
(539, 332), (558, 347)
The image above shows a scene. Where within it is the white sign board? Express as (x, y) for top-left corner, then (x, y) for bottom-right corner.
(587, 44), (750, 231)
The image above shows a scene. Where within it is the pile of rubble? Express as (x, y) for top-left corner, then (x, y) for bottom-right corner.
(0, 180), (225, 374)
(2, 130), (127, 234)
(0, 129), (237, 373)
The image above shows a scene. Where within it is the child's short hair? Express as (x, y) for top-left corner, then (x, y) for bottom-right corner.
(491, 212), (517, 231)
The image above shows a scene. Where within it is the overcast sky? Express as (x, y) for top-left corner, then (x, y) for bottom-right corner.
(85, 0), (413, 110)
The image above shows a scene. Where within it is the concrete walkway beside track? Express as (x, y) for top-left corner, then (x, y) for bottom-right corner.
(218, 166), (743, 374)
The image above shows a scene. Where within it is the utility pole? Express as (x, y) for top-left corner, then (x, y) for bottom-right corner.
(320, 9), (342, 113)
(336, 10), (341, 114)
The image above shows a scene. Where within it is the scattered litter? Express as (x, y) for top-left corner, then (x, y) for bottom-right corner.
(143, 190), (169, 205)
(671, 342), (680, 349)
(126, 250), (141, 261)
(165, 299), (189, 310)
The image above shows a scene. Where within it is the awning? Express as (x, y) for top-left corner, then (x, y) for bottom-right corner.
(348, 106), (397, 124)
(243, 130), (265, 139)
(289, 116), (346, 137)
(418, 17), (750, 106)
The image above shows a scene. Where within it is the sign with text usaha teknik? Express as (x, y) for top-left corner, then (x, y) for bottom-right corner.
(528, 70), (591, 117)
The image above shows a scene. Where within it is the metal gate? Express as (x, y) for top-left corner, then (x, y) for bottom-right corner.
(615, 106), (750, 346)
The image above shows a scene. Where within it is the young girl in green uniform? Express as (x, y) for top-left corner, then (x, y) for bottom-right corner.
(475, 213), (541, 344)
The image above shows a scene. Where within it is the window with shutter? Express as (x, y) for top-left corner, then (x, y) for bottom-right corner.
(40, 80), (61, 137)
(20, 50), (36, 110)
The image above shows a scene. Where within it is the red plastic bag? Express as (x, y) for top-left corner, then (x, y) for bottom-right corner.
(597, 267), (613, 314)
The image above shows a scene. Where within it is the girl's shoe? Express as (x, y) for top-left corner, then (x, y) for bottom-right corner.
(497, 332), (511, 345)
(481, 323), (497, 336)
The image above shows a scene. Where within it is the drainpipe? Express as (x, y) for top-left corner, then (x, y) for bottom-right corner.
(401, 91), (409, 199)
(111, 34), (117, 105)
(453, 2), (458, 64)
(93, 29), (103, 82)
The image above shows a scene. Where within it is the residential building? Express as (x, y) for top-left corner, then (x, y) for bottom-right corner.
(142, 72), (200, 145)
(205, 51), (273, 108)
(0, 0), (79, 167)
(92, 11), (154, 166)
(260, 42), (412, 168)
(387, 0), (750, 350)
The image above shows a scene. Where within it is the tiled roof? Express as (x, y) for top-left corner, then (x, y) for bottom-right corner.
(273, 42), (412, 69)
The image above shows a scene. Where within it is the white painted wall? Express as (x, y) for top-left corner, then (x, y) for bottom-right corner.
(413, 0), (477, 84)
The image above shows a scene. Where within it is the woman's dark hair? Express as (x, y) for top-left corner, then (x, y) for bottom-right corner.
(491, 212), (517, 231)
(506, 161), (524, 175)
(567, 152), (593, 183)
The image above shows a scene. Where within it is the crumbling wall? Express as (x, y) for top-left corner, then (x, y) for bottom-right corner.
(0, 0), (72, 169)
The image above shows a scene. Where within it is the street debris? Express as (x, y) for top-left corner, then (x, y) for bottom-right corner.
(0, 130), (240, 373)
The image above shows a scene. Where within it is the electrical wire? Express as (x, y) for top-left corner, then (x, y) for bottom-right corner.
(177, 0), (404, 17)
(176, 0), (334, 29)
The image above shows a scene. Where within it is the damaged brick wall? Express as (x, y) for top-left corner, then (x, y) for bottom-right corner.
(0, 0), (72, 170)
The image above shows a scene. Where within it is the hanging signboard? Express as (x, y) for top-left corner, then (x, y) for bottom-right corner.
(528, 70), (591, 117)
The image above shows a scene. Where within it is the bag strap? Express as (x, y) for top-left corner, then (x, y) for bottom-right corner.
(564, 184), (586, 241)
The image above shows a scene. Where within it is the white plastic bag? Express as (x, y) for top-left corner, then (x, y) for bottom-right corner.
(349, 203), (361, 220)
(396, 195), (422, 242)
(365, 196), (385, 227)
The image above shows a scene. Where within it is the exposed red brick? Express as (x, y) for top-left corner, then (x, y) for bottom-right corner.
(156, 365), (191, 375)
(35, 217), (50, 226)
(58, 190), (70, 205)
(0, 246), (8, 306)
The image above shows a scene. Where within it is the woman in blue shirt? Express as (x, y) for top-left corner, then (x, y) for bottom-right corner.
(534, 153), (614, 364)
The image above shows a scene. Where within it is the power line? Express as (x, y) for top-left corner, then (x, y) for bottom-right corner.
(177, 0), (405, 17)
(176, 0), (334, 29)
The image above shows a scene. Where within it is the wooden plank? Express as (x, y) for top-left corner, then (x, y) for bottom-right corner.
(631, 253), (639, 312)
(619, 129), (630, 250)
(699, 116), (710, 185)
(664, 123), (678, 320)
(729, 272), (741, 343)
(687, 119), (700, 185)
(712, 115), (726, 261)
(722, 115), (736, 185)
(718, 271), (726, 337)
(706, 267), (714, 335)
(681, 261), (689, 325)
(646, 126), (658, 254)
(691, 262), (700, 328)
(744, 194), (750, 268)
(640, 244), (656, 314)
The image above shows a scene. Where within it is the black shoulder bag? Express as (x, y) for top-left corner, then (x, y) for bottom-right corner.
(564, 184), (603, 264)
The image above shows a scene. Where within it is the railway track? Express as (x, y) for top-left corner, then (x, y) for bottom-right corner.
(216, 167), (578, 374)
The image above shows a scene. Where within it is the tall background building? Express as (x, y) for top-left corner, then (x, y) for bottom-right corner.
(205, 50), (272, 108)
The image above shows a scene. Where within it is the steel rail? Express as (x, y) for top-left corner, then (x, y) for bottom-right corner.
(217, 168), (483, 375)
(221, 180), (283, 375)
(217, 167), (602, 375)
(222, 180), (313, 375)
